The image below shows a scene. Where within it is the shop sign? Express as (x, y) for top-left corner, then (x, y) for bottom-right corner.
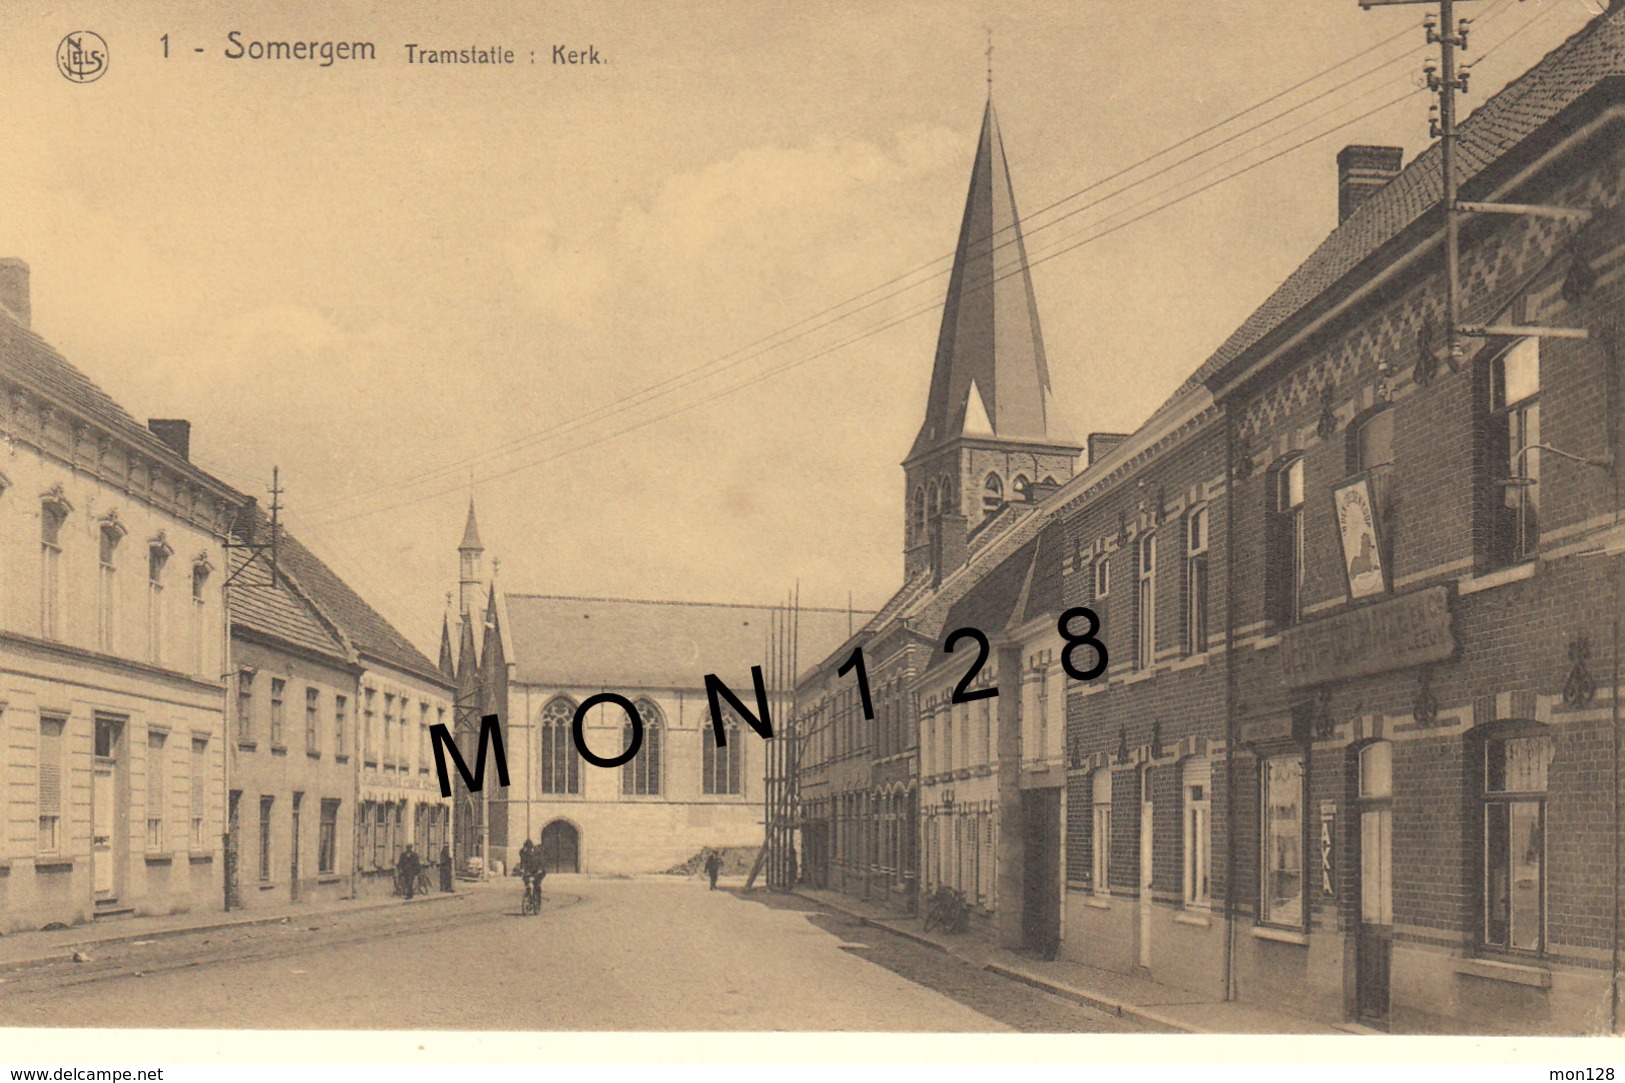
(1281, 585), (1455, 689)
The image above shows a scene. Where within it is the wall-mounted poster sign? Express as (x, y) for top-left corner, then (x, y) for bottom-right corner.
(1333, 476), (1387, 600)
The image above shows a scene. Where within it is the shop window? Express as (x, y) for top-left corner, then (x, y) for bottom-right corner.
(1488, 338), (1541, 566)
(1260, 754), (1305, 928)
(1483, 731), (1552, 955)
(1360, 741), (1393, 926)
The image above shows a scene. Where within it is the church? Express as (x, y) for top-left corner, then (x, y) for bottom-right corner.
(444, 501), (865, 876)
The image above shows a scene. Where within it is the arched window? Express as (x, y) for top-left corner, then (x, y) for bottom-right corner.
(622, 698), (663, 796)
(1012, 474), (1031, 501)
(910, 486), (926, 542)
(539, 696), (580, 795)
(926, 480), (940, 525)
(702, 707), (745, 795)
(982, 473), (1004, 516)
(939, 475), (955, 516)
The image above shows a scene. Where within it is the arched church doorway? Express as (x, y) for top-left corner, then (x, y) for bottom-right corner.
(540, 820), (580, 873)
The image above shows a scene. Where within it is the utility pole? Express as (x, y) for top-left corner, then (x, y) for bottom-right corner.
(1361, 0), (1590, 351)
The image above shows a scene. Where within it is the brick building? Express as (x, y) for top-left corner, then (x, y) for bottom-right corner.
(795, 93), (1080, 920)
(1041, 7), (1625, 1034)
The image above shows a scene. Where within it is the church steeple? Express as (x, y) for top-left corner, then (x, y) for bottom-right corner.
(458, 497), (485, 626)
(903, 95), (1080, 580)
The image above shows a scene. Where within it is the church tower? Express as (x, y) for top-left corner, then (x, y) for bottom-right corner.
(903, 96), (1081, 581)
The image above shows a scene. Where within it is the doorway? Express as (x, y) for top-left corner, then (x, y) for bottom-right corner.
(92, 717), (125, 903)
(1356, 742), (1393, 1027)
(290, 792), (303, 902)
(1020, 787), (1062, 958)
(539, 819), (580, 873)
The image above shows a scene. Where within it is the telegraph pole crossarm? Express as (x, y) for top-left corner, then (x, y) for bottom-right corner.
(1363, 0), (1592, 353)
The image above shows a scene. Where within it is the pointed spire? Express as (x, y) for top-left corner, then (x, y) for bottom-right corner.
(459, 498), (483, 552)
(438, 609), (455, 680)
(907, 99), (1076, 462)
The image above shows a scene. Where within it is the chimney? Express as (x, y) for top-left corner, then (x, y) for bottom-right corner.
(148, 419), (192, 461)
(1337, 145), (1403, 223)
(1087, 433), (1129, 465)
(933, 512), (970, 585)
(0, 259), (30, 328)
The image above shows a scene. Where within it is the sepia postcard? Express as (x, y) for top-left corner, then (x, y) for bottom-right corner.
(2, 0), (1624, 1073)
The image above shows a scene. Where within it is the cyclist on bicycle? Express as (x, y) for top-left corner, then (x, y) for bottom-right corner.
(517, 838), (545, 911)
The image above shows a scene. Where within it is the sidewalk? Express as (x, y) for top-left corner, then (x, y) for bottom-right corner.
(789, 886), (1340, 1035)
(0, 885), (470, 975)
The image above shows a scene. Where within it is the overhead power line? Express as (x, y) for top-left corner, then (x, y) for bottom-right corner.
(299, 19), (1441, 520)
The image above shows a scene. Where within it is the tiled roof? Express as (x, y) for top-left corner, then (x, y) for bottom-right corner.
(0, 309), (244, 500)
(904, 504), (1052, 641)
(1011, 520), (1066, 630)
(504, 595), (872, 691)
(1183, 6), (1625, 398)
(270, 525), (450, 687)
(934, 537), (1039, 664)
(228, 547), (349, 663)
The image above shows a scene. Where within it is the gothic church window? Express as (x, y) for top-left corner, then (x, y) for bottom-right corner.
(540, 696), (581, 795)
(983, 473), (1004, 516)
(702, 707), (744, 796)
(623, 698), (663, 796)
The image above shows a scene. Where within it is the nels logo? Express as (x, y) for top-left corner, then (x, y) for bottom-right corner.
(57, 31), (108, 84)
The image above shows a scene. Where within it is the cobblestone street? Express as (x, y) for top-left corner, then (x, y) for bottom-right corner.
(0, 877), (1144, 1033)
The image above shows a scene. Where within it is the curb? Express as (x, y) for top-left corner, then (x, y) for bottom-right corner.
(982, 960), (1197, 1033)
(0, 890), (464, 975)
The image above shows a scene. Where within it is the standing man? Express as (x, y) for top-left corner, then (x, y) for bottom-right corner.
(438, 844), (454, 893)
(400, 844), (421, 900)
(704, 849), (722, 891)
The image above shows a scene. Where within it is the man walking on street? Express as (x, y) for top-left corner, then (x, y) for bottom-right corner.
(704, 849), (722, 891)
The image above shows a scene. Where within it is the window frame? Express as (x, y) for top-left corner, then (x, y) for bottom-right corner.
(622, 698), (664, 796)
(1480, 728), (1552, 957)
(1092, 768), (1112, 895)
(1137, 531), (1157, 669)
(1259, 752), (1306, 930)
(1271, 456), (1307, 627)
(1487, 337), (1542, 568)
(38, 714), (67, 855)
(1183, 758), (1212, 910)
(1185, 507), (1210, 654)
(539, 695), (581, 795)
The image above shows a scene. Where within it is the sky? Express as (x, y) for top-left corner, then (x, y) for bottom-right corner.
(0, 0), (1601, 658)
